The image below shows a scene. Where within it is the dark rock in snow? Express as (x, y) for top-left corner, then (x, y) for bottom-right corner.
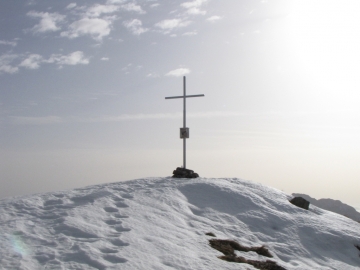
(172, 167), (199, 178)
(293, 193), (360, 222)
(290, 197), (310, 210)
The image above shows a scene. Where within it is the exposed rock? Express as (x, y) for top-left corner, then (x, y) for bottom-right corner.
(290, 197), (310, 210)
(172, 167), (199, 178)
(208, 239), (286, 270)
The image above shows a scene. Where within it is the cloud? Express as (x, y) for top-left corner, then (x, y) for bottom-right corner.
(106, 0), (126, 4)
(182, 31), (197, 36)
(105, 0), (145, 14)
(66, 3), (77, 9)
(19, 54), (43, 69)
(27, 11), (65, 33)
(9, 111), (243, 125)
(155, 19), (191, 33)
(181, 0), (208, 15)
(1, 51), (90, 74)
(121, 3), (146, 14)
(123, 19), (148, 35)
(61, 17), (112, 40)
(0, 54), (19, 74)
(207, 15), (221, 22)
(0, 40), (17, 46)
(166, 68), (190, 77)
(147, 73), (160, 78)
(75, 111), (244, 123)
(47, 51), (89, 66)
(86, 4), (119, 17)
(11, 116), (64, 125)
(181, 0), (208, 8)
(101, 57), (109, 61)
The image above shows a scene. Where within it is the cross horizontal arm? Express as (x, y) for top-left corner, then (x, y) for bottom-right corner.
(165, 94), (205, 99)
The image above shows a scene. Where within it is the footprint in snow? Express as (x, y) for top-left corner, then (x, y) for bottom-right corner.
(114, 225), (131, 232)
(110, 238), (129, 247)
(103, 254), (127, 264)
(99, 247), (118, 254)
(54, 223), (98, 239)
(103, 207), (119, 213)
(70, 190), (113, 206)
(105, 219), (120, 225)
(121, 193), (134, 199)
(113, 213), (129, 219)
(114, 201), (129, 208)
(111, 196), (124, 202)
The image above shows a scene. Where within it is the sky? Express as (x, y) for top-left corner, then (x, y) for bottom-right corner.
(1, 0), (360, 209)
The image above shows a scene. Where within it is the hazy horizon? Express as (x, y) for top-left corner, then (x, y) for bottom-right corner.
(1, 0), (360, 209)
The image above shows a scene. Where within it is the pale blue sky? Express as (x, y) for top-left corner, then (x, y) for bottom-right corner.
(1, 0), (360, 209)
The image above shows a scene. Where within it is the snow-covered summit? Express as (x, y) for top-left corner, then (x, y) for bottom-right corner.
(0, 177), (359, 269)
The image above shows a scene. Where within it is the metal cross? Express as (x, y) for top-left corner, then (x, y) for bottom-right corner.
(165, 76), (204, 169)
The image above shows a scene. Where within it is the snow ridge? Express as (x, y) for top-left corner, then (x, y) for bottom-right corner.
(292, 193), (360, 222)
(0, 177), (359, 269)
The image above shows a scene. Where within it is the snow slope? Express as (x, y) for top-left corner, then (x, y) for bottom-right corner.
(292, 193), (360, 223)
(0, 177), (359, 270)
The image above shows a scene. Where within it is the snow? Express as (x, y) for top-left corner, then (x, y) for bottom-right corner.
(0, 177), (359, 269)
(292, 193), (360, 223)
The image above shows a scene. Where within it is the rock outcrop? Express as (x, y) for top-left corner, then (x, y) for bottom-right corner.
(290, 197), (310, 210)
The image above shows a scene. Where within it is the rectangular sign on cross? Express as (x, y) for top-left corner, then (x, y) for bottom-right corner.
(180, 128), (189, 139)
(165, 76), (204, 169)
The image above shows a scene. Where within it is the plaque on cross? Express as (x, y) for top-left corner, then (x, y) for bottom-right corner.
(165, 76), (204, 169)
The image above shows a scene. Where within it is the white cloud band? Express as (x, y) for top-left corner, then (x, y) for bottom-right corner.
(166, 68), (190, 77)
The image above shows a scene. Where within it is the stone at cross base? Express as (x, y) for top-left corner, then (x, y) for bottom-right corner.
(172, 167), (199, 178)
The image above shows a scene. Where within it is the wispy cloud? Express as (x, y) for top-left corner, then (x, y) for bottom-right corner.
(47, 51), (89, 66)
(121, 3), (146, 14)
(181, 0), (208, 15)
(0, 54), (19, 74)
(207, 15), (222, 22)
(8, 111), (249, 126)
(150, 3), (160, 8)
(19, 54), (43, 69)
(27, 11), (65, 33)
(61, 17), (113, 40)
(182, 31), (197, 36)
(1, 51), (89, 74)
(13, 110), (351, 125)
(76, 111), (243, 122)
(106, 0), (127, 4)
(155, 19), (191, 33)
(147, 73), (160, 78)
(0, 40), (17, 47)
(66, 3), (77, 10)
(86, 4), (120, 17)
(61, 1), (125, 41)
(10, 116), (64, 125)
(124, 19), (148, 35)
(166, 68), (190, 77)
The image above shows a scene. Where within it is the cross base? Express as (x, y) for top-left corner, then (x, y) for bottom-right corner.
(172, 167), (199, 178)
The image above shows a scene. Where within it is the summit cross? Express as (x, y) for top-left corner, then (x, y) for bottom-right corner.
(165, 76), (204, 169)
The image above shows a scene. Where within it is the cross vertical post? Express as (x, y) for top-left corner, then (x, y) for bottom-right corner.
(165, 76), (204, 169)
(183, 76), (186, 169)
